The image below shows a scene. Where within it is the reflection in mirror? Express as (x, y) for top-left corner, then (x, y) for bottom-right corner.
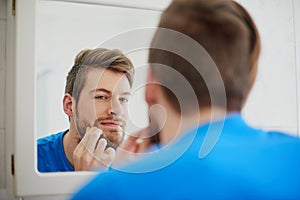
(35, 1), (162, 172)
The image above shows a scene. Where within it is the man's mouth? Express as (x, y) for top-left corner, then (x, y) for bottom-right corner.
(92, 119), (125, 148)
(99, 120), (125, 129)
(94, 118), (125, 129)
(100, 120), (122, 128)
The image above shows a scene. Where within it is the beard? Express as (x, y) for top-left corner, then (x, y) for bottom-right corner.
(75, 115), (126, 149)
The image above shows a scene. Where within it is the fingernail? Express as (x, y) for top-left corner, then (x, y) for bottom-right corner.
(100, 138), (107, 145)
(136, 138), (143, 144)
(97, 129), (102, 135)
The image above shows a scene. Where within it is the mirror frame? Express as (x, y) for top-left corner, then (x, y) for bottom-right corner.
(14, 0), (170, 197)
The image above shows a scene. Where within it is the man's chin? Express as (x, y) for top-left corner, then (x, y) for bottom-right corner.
(101, 130), (124, 149)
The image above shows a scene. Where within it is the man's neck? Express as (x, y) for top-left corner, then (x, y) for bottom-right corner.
(159, 107), (227, 146)
(62, 122), (80, 168)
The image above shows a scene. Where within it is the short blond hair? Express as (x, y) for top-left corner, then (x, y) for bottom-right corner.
(65, 48), (134, 101)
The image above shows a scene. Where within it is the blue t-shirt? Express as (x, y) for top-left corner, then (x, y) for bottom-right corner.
(72, 114), (300, 200)
(38, 130), (74, 172)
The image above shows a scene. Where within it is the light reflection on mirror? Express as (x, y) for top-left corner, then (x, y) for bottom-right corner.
(35, 0), (161, 172)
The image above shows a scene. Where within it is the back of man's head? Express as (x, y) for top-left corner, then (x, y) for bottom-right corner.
(148, 0), (260, 113)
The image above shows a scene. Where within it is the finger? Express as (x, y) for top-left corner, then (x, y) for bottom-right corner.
(105, 147), (116, 157)
(73, 144), (94, 171)
(94, 138), (107, 156)
(81, 127), (102, 153)
(74, 127), (91, 154)
(103, 147), (116, 165)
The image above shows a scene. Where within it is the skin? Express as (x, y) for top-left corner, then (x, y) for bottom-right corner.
(113, 69), (187, 166)
(62, 68), (131, 171)
(114, 68), (227, 167)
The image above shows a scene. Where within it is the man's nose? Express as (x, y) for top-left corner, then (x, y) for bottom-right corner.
(108, 98), (122, 117)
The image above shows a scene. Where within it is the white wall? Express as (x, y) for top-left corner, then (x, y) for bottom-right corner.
(0, 0), (6, 189)
(0, 0), (9, 198)
(35, 1), (161, 138)
(241, 0), (300, 136)
(295, 0), (300, 136)
(0, 0), (299, 199)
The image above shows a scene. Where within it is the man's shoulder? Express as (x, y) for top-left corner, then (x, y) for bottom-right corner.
(37, 130), (67, 146)
(37, 130), (67, 151)
(37, 130), (72, 172)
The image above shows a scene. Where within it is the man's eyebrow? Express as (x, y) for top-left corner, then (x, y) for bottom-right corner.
(121, 92), (131, 96)
(89, 88), (111, 95)
(89, 89), (131, 96)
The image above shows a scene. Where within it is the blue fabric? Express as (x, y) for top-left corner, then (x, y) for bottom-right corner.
(38, 130), (74, 172)
(72, 114), (300, 200)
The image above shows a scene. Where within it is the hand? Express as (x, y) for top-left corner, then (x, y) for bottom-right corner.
(73, 127), (115, 171)
(113, 127), (152, 167)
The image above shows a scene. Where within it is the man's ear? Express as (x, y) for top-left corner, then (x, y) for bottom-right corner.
(145, 68), (159, 105)
(63, 93), (74, 117)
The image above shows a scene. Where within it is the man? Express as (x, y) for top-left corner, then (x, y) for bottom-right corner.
(37, 48), (134, 172)
(72, 0), (300, 199)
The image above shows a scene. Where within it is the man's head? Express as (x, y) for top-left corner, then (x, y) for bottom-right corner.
(148, 0), (260, 113)
(64, 48), (134, 148)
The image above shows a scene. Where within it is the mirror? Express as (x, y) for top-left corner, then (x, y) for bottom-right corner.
(36, 1), (163, 138)
(35, 0), (163, 173)
(14, 0), (169, 197)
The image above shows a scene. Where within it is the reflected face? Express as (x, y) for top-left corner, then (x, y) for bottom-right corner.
(74, 68), (131, 148)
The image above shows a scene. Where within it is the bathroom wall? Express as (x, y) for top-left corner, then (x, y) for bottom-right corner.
(0, 0), (9, 198)
(241, 0), (300, 136)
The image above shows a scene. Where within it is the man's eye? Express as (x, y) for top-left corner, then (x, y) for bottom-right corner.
(119, 97), (129, 103)
(95, 95), (108, 100)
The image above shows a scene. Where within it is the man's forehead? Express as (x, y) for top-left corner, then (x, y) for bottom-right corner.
(90, 88), (131, 95)
(85, 68), (131, 93)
